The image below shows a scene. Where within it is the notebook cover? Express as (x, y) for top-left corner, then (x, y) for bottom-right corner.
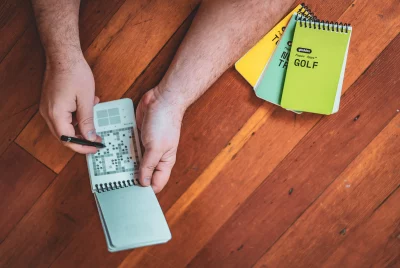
(255, 13), (303, 106)
(235, 4), (311, 87)
(95, 185), (171, 252)
(281, 22), (352, 114)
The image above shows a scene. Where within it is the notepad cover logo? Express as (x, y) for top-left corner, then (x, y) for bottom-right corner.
(297, 47), (312, 54)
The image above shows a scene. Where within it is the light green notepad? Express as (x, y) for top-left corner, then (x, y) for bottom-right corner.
(281, 21), (352, 115)
(255, 13), (307, 108)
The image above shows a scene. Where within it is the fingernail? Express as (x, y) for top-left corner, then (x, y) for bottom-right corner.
(87, 130), (96, 141)
(144, 177), (151, 185)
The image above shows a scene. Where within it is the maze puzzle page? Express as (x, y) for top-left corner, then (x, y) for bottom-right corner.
(91, 127), (140, 176)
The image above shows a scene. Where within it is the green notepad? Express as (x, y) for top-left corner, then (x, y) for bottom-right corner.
(281, 20), (352, 115)
(255, 13), (308, 109)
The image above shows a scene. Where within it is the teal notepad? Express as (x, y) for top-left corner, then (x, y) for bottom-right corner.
(255, 13), (308, 108)
(281, 20), (352, 115)
(86, 99), (171, 252)
(95, 186), (171, 252)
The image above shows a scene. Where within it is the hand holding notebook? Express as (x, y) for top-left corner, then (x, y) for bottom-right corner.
(86, 99), (171, 252)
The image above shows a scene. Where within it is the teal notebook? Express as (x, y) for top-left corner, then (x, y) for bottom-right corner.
(281, 20), (352, 114)
(86, 99), (171, 252)
(95, 186), (171, 252)
(255, 13), (309, 108)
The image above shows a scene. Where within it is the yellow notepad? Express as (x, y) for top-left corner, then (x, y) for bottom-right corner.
(235, 4), (315, 87)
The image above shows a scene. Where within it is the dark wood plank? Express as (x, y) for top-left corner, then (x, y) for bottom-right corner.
(0, 104), (37, 155)
(189, 35), (400, 268)
(16, 111), (75, 173)
(15, 0), (200, 173)
(323, 189), (400, 267)
(0, 0), (32, 62)
(0, 154), (95, 268)
(2, 0), (126, 157)
(79, 0), (127, 50)
(0, 143), (55, 243)
(254, 114), (400, 267)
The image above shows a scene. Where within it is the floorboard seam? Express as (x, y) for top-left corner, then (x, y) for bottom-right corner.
(0, 144), (59, 246)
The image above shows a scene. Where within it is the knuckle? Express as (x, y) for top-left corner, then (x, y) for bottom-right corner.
(79, 117), (94, 126)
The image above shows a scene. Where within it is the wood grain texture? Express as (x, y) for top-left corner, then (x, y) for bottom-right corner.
(254, 114), (400, 267)
(0, 0), (32, 62)
(16, 112), (75, 173)
(189, 34), (400, 268)
(0, 143), (55, 243)
(15, 0), (200, 173)
(0, 154), (95, 268)
(323, 191), (400, 267)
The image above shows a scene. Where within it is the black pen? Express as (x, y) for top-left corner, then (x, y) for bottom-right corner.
(60, 135), (106, 148)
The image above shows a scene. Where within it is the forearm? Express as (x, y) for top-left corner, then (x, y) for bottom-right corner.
(31, 0), (82, 68)
(157, 0), (295, 111)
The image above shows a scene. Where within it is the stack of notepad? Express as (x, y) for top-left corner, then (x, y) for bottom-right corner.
(235, 3), (352, 115)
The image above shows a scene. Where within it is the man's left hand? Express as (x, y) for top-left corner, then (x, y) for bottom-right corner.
(136, 87), (185, 193)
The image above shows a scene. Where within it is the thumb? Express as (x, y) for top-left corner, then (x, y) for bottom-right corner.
(139, 149), (163, 187)
(77, 95), (97, 141)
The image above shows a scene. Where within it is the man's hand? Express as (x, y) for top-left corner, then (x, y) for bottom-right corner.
(136, 87), (184, 193)
(40, 54), (101, 154)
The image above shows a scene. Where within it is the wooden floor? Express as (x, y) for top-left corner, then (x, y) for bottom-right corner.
(0, 0), (399, 267)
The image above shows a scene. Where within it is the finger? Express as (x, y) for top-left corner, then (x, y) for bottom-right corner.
(139, 149), (163, 187)
(52, 113), (98, 154)
(150, 161), (174, 193)
(76, 94), (98, 141)
(73, 96), (98, 129)
(136, 99), (144, 131)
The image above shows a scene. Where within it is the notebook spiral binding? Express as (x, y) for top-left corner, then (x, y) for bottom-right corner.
(95, 179), (138, 193)
(296, 15), (351, 33)
(298, 3), (318, 21)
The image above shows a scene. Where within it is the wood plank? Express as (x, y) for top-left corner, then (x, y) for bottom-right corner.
(122, 8), (197, 105)
(0, 104), (37, 155)
(15, 0), (199, 173)
(79, 0), (127, 50)
(254, 114), (400, 267)
(0, 143), (55, 243)
(323, 191), (400, 267)
(16, 112), (75, 173)
(0, 154), (95, 268)
(0, 0), (32, 62)
(2, 0), (126, 157)
(48, 11), (198, 268)
(188, 35), (400, 268)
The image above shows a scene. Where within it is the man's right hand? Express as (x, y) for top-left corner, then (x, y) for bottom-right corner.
(39, 53), (101, 154)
